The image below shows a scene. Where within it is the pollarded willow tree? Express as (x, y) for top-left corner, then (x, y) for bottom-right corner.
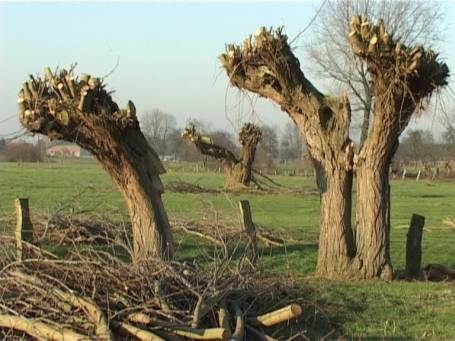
(309, 0), (445, 148)
(17, 67), (174, 261)
(182, 122), (262, 188)
(220, 18), (449, 279)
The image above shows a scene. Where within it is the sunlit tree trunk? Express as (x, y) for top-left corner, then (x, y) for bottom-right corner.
(18, 67), (174, 261)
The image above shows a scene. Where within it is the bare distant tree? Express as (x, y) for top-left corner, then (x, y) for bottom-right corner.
(4, 141), (43, 162)
(258, 124), (279, 159)
(309, 0), (445, 147)
(399, 129), (435, 165)
(141, 109), (177, 155)
(442, 115), (455, 158)
(280, 122), (304, 161)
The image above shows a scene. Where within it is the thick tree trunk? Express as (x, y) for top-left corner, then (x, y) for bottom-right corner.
(225, 164), (245, 188)
(225, 140), (258, 188)
(354, 163), (393, 280)
(183, 123), (261, 189)
(95, 138), (174, 262)
(315, 164), (355, 278)
(17, 68), (174, 262)
(220, 18), (449, 281)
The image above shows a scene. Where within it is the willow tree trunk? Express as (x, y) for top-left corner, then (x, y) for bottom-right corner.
(220, 20), (448, 280)
(17, 68), (174, 262)
(220, 28), (355, 278)
(182, 123), (261, 189)
(226, 136), (259, 187)
(359, 93), (372, 149)
(99, 151), (173, 261)
(354, 163), (393, 280)
(315, 165), (355, 278)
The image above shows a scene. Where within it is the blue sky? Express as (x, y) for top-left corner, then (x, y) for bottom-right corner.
(1, 1), (454, 139)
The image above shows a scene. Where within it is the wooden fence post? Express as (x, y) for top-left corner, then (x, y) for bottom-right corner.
(239, 200), (257, 263)
(405, 213), (425, 279)
(416, 170), (421, 181)
(15, 198), (34, 261)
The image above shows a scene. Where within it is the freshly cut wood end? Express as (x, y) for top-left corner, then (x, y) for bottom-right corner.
(173, 327), (231, 340)
(255, 303), (303, 327)
(370, 35), (378, 45)
(128, 312), (151, 324)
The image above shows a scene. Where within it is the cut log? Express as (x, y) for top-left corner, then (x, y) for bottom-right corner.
(0, 314), (87, 341)
(130, 312), (231, 340)
(405, 214), (425, 279)
(112, 321), (166, 341)
(15, 198), (33, 261)
(168, 327), (230, 340)
(253, 304), (302, 327)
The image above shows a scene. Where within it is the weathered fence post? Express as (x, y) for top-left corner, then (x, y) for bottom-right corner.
(15, 198), (34, 261)
(405, 213), (425, 279)
(416, 170), (421, 181)
(402, 168), (407, 180)
(432, 167), (439, 180)
(239, 200), (257, 263)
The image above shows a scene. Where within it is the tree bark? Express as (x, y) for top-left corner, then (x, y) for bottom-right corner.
(220, 20), (448, 280)
(315, 165), (355, 278)
(354, 164), (393, 280)
(100, 154), (173, 261)
(359, 93), (372, 149)
(17, 68), (173, 262)
(220, 28), (355, 279)
(348, 16), (449, 279)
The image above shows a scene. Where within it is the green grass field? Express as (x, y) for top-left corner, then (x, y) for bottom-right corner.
(1, 159), (454, 339)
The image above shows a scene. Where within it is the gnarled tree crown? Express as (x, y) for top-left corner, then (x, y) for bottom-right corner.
(219, 17), (449, 169)
(219, 27), (352, 170)
(17, 66), (165, 176)
(348, 16), (449, 119)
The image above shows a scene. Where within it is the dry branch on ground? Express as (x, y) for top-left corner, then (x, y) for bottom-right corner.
(0, 219), (306, 340)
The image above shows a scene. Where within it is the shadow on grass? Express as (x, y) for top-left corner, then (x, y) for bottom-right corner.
(418, 194), (447, 198)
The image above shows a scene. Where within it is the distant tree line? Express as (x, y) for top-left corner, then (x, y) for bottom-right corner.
(1, 111), (454, 168)
(394, 127), (455, 167)
(139, 109), (306, 168)
(0, 138), (45, 162)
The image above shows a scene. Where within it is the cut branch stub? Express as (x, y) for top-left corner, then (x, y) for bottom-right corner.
(17, 66), (173, 261)
(348, 15), (449, 125)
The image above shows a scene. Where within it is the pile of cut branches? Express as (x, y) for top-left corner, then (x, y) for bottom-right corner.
(0, 222), (306, 340)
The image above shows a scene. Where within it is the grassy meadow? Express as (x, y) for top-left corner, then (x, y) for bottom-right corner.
(1, 159), (454, 339)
